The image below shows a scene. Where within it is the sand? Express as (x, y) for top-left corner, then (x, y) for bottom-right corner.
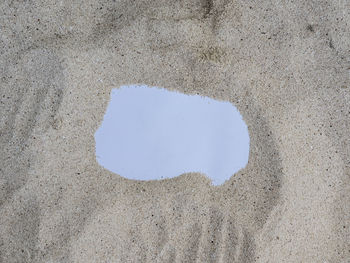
(0, 0), (349, 262)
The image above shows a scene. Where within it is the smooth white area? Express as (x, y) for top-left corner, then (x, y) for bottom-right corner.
(95, 85), (249, 185)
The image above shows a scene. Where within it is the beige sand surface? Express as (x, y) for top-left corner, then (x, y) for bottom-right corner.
(1, 0), (349, 262)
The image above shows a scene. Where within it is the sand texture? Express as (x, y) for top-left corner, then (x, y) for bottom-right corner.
(1, 0), (350, 262)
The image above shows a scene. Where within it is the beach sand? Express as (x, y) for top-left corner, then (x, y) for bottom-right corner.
(0, 0), (349, 262)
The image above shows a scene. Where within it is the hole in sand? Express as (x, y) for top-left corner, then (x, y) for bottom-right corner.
(95, 85), (249, 185)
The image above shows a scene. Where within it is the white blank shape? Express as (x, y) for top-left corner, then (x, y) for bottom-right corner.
(95, 85), (250, 185)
